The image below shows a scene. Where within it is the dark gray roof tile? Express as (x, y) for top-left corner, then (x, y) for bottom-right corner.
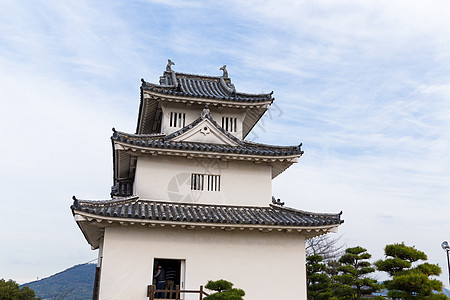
(72, 198), (343, 228)
(112, 114), (304, 158)
(142, 71), (273, 103)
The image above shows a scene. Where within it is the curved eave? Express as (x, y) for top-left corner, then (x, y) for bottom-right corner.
(73, 210), (341, 249)
(142, 85), (274, 105)
(113, 137), (302, 178)
(137, 91), (272, 136)
(114, 141), (301, 162)
(143, 90), (272, 108)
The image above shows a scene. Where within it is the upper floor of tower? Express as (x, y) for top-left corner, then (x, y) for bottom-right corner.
(110, 61), (303, 205)
(137, 60), (274, 140)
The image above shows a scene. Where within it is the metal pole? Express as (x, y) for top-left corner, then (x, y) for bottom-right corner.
(446, 249), (450, 286)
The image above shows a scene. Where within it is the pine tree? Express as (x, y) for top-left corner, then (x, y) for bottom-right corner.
(333, 246), (382, 300)
(375, 243), (447, 299)
(306, 254), (334, 300)
(204, 279), (245, 300)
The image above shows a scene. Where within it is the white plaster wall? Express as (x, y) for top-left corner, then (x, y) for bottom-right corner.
(209, 109), (245, 140)
(134, 155), (272, 206)
(98, 226), (307, 300)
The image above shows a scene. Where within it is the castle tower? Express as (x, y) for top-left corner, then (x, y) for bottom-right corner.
(71, 61), (343, 300)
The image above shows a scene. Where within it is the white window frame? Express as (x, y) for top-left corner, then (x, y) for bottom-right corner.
(169, 112), (186, 128)
(221, 117), (237, 132)
(191, 174), (220, 191)
(206, 174), (220, 192)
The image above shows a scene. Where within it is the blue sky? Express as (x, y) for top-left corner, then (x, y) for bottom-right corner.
(1, 0), (450, 287)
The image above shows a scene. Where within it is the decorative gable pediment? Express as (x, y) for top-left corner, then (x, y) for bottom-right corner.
(170, 118), (239, 146)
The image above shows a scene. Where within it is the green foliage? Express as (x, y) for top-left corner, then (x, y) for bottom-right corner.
(375, 243), (447, 299)
(373, 257), (411, 275)
(204, 279), (245, 300)
(414, 263), (443, 276)
(306, 255), (334, 300)
(205, 280), (234, 292)
(375, 243), (427, 277)
(0, 279), (40, 300)
(384, 243), (427, 263)
(333, 246), (381, 300)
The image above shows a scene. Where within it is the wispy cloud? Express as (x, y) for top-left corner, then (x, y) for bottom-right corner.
(1, 0), (449, 286)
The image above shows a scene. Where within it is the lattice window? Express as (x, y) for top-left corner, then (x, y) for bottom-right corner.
(221, 117), (237, 132)
(169, 112), (186, 128)
(191, 174), (220, 191)
(191, 174), (204, 191)
(206, 174), (220, 192)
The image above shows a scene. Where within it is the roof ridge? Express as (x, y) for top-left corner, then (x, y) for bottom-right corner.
(71, 195), (139, 208)
(270, 204), (343, 218)
(234, 91), (273, 97)
(137, 199), (272, 210)
(112, 128), (166, 139)
(173, 71), (223, 80)
(243, 140), (303, 151)
(141, 79), (174, 89)
(140, 67), (274, 102)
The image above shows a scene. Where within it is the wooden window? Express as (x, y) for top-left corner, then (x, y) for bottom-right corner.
(169, 112), (186, 128)
(207, 175), (220, 192)
(191, 174), (204, 191)
(191, 174), (220, 191)
(221, 117), (237, 132)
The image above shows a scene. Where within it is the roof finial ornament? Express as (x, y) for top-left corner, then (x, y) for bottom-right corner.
(166, 59), (175, 72)
(220, 65), (228, 78)
(272, 196), (285, 206)
(201, 104), (211, 119)
(72, 195), (79, 208)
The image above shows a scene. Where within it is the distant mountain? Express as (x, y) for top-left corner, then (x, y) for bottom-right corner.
(22, 263), (96, 300)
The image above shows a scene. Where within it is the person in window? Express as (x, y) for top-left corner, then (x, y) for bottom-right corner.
(154, 264), (166, 299)
(165, 266), (176, 299)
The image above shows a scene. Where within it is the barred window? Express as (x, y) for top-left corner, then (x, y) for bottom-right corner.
(207, 174), (220, 192)
(170, 112), (186, 128)
(191, 174), (204, 191)
(191, 174), (220, 191)
(221, 117), (237, 132)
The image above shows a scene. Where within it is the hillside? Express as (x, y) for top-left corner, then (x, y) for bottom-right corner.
(22, 263), (96, 300)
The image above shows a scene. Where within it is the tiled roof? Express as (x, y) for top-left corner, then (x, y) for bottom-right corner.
(71, 197), (343, 228)
(114, 110), (303, 158)
(141, 71), (273, 103)
(113, 130), (302, 157)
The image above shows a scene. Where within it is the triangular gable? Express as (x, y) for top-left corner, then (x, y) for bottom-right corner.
(170, 118), (239, 146)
